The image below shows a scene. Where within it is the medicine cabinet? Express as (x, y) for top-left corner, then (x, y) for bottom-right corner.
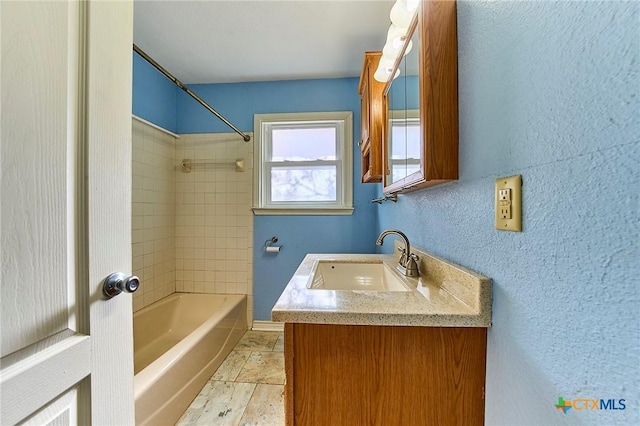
(382, 0), (459, 194)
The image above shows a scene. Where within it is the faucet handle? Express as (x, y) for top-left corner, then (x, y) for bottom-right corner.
(397, 246), (407, 266)
(406, 253), (420, 277)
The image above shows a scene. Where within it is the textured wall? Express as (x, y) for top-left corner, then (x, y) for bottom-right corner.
(377, 1), (639, 424)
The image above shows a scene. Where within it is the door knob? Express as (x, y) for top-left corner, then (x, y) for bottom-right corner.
(103, 272), (140, 299)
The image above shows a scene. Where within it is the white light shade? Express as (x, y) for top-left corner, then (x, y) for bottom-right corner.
(386, 25), (407, 55)
(374, 67), (401, 83)
(373, 67), (390, 83)
(383, 24), (413, 61)
(374, 57), (402, 83)
(382, 42), (398, 61)
(379, 56), (396, 71)
(383, 40), (413, 60)
(391, 35), (405, 50)
(406, 0), (419, 13)
(390, 0), (416, 29)
(386, 24), (407, 44)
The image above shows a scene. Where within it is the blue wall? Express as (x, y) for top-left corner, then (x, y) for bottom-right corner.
(176, 79), (378, 320)
(377, 1), (639, 424)
(132, 52), (178, 133)
(176, 78), (359, 133)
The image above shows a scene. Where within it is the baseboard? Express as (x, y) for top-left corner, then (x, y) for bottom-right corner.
(252, 320), (284, 332)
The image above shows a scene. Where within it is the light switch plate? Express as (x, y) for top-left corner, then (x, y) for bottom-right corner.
(495, 175), (522, 231)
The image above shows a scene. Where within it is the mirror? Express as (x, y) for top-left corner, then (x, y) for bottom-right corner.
(385, 21), (420, 187)
(382, 0), (459, 194)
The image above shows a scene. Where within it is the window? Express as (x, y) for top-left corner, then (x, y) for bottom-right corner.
(389, 116), (421, 182)
(387, 109), (421, 183)
(253, 112), (353, 215)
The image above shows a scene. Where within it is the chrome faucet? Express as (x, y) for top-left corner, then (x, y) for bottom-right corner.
(376, 229), (420, 277)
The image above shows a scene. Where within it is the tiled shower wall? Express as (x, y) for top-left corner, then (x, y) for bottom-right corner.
(131, 123), (254, 322)
(174, 133), (254, 323)
(132, 119), (177, 312)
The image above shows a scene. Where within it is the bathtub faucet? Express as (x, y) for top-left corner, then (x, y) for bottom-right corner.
(375, 229), (420, 277)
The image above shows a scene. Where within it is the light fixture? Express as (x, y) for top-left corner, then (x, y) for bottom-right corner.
(406, 0), (419, 13)
(390, 0), (415, 28)
(382, 25), (413, 62)
(373, 57), (401, 83)
(373, 0), (419, 83)
(386, 24), (407, 47)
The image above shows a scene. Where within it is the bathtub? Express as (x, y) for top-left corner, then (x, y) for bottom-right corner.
(134, 293), (247, 426)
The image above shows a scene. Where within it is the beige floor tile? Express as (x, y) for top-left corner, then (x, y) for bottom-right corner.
(176, 381), (215, 425)
(238, 384), (284, 426)
(234, 331), (280, 352)
(178, 331), (286, 424)
(236, 351), (285, 385)
(192, 381), (256, 426)
(177, 409), (204, 426)
(213, 350), (251, 381)
(273, 333), (284, 352)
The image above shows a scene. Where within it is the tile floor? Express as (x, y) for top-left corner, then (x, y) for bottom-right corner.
(177, 331), (285, 426)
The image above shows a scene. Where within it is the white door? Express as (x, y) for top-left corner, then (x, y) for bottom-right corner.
(1, 1), (134, 424)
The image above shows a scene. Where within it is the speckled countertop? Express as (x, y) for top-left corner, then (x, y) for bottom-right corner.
(271, 249), (492, 327)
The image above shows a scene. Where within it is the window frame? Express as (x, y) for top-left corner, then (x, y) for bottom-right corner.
(253, 111), (353, 215)
(388, 111), (421, 183)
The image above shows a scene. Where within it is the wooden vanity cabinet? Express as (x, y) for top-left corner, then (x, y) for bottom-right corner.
(284, 323), (487, 426)
(358, 52), (385, 183)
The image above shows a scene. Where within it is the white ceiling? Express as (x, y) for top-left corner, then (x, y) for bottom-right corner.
(133, 0), (395, 84)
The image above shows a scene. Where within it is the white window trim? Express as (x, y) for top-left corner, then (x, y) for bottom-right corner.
(252, 111), (354, 216)
(389, 109), (420, 163)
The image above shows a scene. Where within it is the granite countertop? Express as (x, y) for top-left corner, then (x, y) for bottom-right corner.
(271, 250), (492, 328)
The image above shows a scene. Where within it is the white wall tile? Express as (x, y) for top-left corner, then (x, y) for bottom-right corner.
(132, 120), (177, 312)
(175, 133), (254, 321)
(132, 126), (253, 324)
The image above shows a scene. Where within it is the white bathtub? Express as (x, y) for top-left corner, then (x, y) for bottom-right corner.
(134, 293), (247, 426)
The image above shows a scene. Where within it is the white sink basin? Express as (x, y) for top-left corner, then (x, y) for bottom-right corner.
(307, 260), (411, 291)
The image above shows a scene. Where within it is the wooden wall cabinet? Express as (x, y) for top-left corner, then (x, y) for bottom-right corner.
(284, 323), (487, 426)
(358, 52), (386, 183)
(382, 0), (459, 194)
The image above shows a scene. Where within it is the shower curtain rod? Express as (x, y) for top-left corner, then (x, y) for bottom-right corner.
(133, 44), (251, 142)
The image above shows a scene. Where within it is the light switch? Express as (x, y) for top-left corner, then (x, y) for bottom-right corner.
(495, 175), (522, 231)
